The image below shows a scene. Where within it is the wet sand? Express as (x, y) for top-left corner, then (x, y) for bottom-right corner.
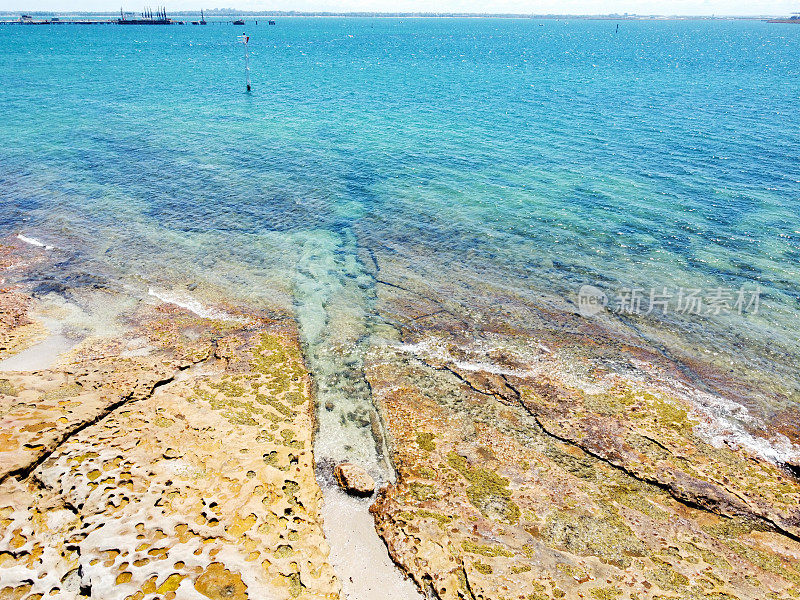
(0, 317), (76, 372)
(321, 487), (422, 600)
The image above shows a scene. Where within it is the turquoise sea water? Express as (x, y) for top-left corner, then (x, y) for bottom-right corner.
(1, 18), (799, 440)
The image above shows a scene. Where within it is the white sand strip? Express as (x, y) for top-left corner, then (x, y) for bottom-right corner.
(321, 487), (423, 600)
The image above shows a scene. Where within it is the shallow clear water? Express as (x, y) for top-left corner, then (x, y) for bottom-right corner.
(1, 18), (799, 446)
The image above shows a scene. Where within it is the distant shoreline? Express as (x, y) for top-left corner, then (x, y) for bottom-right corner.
(0, 11), (791, 21)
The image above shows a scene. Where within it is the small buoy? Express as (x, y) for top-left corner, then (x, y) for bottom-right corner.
(238, 33), (252, 92)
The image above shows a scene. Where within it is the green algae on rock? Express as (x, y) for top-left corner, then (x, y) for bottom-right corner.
(0, 292), (340, 600)
(367, 337), (800, 600)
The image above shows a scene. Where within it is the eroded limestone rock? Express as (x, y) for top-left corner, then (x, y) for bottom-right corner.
(334, 463), (375, 497)
(0, 270), (45, 361)
(515, 375), (800, 539)
(0, 291), (340, 600)
(367, 337), (800, 600)
(0, 358), (174, 482)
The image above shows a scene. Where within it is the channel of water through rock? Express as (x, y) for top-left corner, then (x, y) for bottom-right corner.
(291, 228), (423, 600)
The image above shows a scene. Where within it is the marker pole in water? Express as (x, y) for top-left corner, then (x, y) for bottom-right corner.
(238, 34), (251, 92)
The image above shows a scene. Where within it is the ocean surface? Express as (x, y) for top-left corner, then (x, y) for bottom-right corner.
(1, 17), (799, 462)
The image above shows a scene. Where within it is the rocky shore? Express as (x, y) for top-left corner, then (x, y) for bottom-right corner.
(2, 238), (800, 600)
(366, 330), (800, 600)
(0, 242), (339, 599)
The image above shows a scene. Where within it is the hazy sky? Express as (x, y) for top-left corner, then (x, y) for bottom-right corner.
(1, 0), (796, 15)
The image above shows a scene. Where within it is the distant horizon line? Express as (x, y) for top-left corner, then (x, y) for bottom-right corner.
(0, 9), (794, 19)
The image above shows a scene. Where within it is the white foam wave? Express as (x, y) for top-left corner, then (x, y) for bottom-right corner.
(148, 288), (241, 322)
(395, 336), (800, 467)
(394, 339), (550, 381)
(394, 338), (611, 390)
(17, 234), (53, 249)
(686, 387), (800, 465)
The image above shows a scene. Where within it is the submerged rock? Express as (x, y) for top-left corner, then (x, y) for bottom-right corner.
(334, 462), (375, 497)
